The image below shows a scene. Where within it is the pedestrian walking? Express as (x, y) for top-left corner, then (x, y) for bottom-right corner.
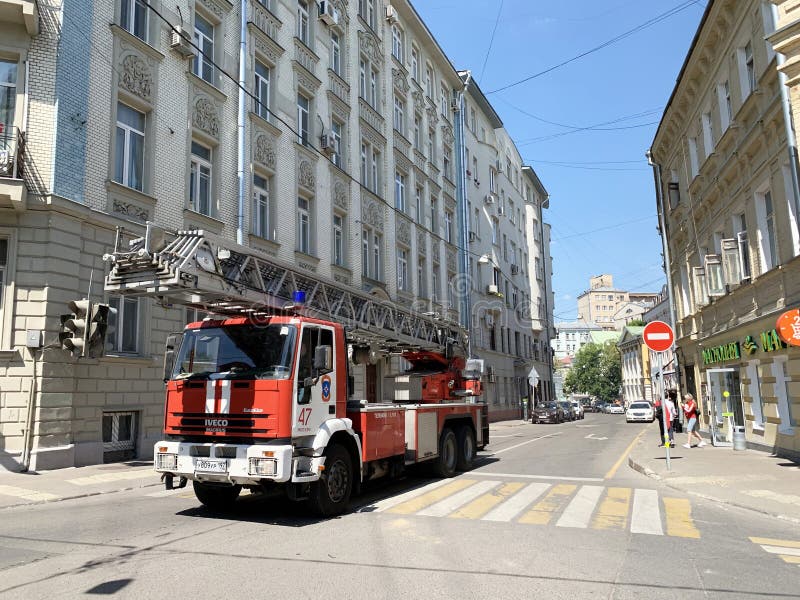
(664, 393), (677, 447)
(682, 393), (706, 448)
(654, 395), (665, 446)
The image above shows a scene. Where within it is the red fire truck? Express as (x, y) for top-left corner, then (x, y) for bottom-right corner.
(105, 225), (488, 515)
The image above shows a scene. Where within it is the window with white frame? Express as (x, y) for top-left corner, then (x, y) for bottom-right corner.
(0, 60), (17, 128)
(688, 137), (699, 178)
(701, 111), (714, 157)
(330, 31), (341, 76)
(395, 171), (406, 212)
(360, 141), (381, 194)
(107, 296), (140, 354)
(413, 114), (421, 150)
(440, 85), (448, 117)
(411, 46), (419, 80)
(432, 265), (440, 302)
(739, 41), (756, 99)
(359, 57), (379, 108)
(391, 24), (404, 62)
(428, 127), (435, 162)
(333, 213), (345, 267)
(444, 210), (453, 244)
(470, 107), (476, 134)
(190, 141), (212, 216)
(443, 146), (452, 180)
(193, 13), (214, 83)
(330, 119), (343, 167)
(755, 188), (778, 272)
(254, 60), (271, 121)
(489, 167), (497, 193)
(121, 0), (148, 41)
(114, 103), (145, 191)
(393, 95), (405, 135)
(297, 196), (312, 254)
(417, 256), (427, 297)
(425, 64), (433, 98)
(733, 212), (751, 280)
(473, 206), (480, 237)
(297, 0), (310, 45)
(297, 92), (310, 145)
(415, 185), (422, 222)
(718, 80), (731, 130)
(358, 0), (376, 29)
(252, 174), (270, 239)
(397, 248), (408, 291)
(361, 225), (382, 280)
(491, 217), (498, 245)
(430, 196), (438, 232)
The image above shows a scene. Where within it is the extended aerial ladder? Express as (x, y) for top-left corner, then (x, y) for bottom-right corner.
(104, 223), (467, 355)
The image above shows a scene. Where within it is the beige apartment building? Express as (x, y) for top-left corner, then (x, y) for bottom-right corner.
(650, 0), (800, 458)
(0, 0), (552, 470)
(576, 274), (658, 330)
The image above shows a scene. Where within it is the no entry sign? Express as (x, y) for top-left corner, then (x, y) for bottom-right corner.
(643, 320), (674, 353)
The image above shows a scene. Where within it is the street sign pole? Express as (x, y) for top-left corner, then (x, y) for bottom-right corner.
(657, 350), (671, 471)
(643, 321), (675, 472)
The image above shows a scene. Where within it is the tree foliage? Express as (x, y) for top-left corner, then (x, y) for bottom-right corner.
(562, 341), (622, 402)
(627, 319), (646, 327)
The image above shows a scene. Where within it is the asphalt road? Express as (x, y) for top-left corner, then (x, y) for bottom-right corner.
(1, 413), (799, 599)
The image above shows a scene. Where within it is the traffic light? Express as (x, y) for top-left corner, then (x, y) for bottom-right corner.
(59, 299), (90, 356)
(86, 303), (117, 358)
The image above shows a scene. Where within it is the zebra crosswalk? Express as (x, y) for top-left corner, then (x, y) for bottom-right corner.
(359, 478), (701, 538)
(750, 537), (800, 568)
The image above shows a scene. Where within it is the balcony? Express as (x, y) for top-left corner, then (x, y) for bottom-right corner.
(0, 0), (39, 35)
(0, 127), (27, 211)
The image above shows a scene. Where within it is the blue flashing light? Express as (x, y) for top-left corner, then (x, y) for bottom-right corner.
(292, 290), (307, 304)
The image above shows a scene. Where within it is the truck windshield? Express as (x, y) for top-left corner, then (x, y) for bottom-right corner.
(173, 324), (297, 380)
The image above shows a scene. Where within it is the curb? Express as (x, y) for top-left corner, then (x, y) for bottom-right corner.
(627, 455), (800, 526)
(0, 479), (163, 511)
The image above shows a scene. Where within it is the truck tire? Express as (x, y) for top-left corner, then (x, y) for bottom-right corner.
(192, 481), (241, 512)
(433, 428), (457, 478)
(308, 444), (353, 517)
(455, 426), (476, 472)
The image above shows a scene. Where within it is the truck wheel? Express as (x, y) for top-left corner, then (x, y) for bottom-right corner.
(308, 444), (353, 517)
(192, 481), (241, 512)
(456, 426), (476, 471)
(433, 428), (458, 478)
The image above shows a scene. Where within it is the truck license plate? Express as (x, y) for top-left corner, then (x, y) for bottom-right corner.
(195, 459), (227, 473)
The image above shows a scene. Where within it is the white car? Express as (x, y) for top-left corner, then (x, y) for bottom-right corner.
(626, 401), (655, 422)
(571, 401), (585, 420)
(607, 404), (625, 415)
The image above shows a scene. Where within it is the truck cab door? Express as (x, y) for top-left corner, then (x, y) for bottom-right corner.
(292, 325), (337, 437)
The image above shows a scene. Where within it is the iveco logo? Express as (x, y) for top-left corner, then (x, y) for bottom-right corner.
(205, 419), (229, 427)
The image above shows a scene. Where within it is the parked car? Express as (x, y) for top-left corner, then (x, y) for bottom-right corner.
(532, 402), (564, 424)
(607, 403), (625, 415)
(559, 401), (575, 421)
(592, 402), (606, 413)
(571, 401), (585, 420)
(626, 401), (655, 423)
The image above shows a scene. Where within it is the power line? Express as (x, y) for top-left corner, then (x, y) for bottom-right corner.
(527, 162), (647, 172)
(486, 0), (698, 94)
(518, 120), (660, 146)
(478, 0), (504, 85)
(550, 215), (656, 242)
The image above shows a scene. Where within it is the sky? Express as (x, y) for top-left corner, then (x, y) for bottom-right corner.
(412, 0), (708, 322)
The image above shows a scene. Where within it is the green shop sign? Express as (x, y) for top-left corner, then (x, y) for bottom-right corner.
(702, 342), (740, 365)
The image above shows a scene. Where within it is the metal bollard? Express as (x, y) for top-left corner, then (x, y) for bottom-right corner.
(732, 426), (747, 451)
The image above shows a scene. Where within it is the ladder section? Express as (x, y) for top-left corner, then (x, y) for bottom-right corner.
(104, 224), (465, 352)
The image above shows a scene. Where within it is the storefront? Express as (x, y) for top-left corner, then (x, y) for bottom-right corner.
(683, 309), (800, 458)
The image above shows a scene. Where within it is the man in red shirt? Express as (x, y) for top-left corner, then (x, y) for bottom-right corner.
(682, 393), (706, 448)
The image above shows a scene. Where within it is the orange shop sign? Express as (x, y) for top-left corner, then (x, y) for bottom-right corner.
(776, 309), (800, 347)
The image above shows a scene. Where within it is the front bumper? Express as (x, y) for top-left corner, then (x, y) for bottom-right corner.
(154, 441), (325, 486)
(532, 413), (557, 423)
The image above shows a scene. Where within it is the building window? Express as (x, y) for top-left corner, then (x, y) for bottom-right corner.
(297, 0), (310, 45)
(297, 92), (310, 145)
(0, 60), (17, 128)
(491, 217), (498, 245)
(359, 57), (379, 108)
(428, 127), (436, 162)
(688, 137), (699, 178)
(121, 0), (148, 41)
(432, 265), (440, 302)
(297, 196), (312, 254)
(443, 147), (452, 180)
(489, 167), (497, 193)
(189, 141), (212, 216)
(733, 212), (751, 280)
(362, 226), (383, 280)
(395, 171), (406, 212)
(425, 65), (433, 98)
(756, 189), (778, 272)
(470, 107), (476, 134)
(114, 103), (145, 191)
(444, 210), (453, 244)
(415, 185), (422, 222)
(193, 13), (214, 83)
(430, 196), (438, 233)
(440, 86), (448, 118)
(252, 174), (270, 239)
(333, 213), (345, 266)
(746, 361), (765, 429)
(741, 41), (756, 98)
(330, 119), (343, 167)
(701, 111), (714, 157)
(718, 80), (731, 130)
(393, 95), (405, 135)
(107, 296), (140, 354)
(411, 47), (419, 80)
(0, 239), (7, 315)
(397, 248), (408, 291)
(413, 114), (421, 150)
(331, 31), (341, 75)
(370, 147), (380, 194)
(358, 0), (376, 29)
(254, 60), (271, 121)
(417, 257), (427, 297)
(391, 24), (404, 62)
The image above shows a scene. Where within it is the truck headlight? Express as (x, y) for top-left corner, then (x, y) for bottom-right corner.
(156, 453), (178, 471)
(249, 458), (277, 476)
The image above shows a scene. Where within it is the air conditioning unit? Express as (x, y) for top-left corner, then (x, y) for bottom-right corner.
(320, 133), (336, 154)
(170, 27), (196, 57)
(468, 231), (477, 243)
(385, 4), (398, 23)
(484, 192), (495, 204)
(0, 149), (13, 177)
(450, 98), (459, 111)
(487, 284), (499, 295)
(511, 264), (519, 275)
(319, 1), (340, 26)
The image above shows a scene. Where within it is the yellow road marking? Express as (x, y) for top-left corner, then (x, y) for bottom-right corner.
(778, 555), (800, 564)
(387, 479), (476, 514)
(663, 497), (700, 539)
(605, 427), (648, 480)
(592, 487), (631, 530)
(749, 537), (800, 549)
(0, 485), (60, 502)
(449, 482), (525, 519)
(518, 484), (576, 525)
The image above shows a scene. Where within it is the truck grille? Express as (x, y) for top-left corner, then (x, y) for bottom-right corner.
(167, 412), (271, 435)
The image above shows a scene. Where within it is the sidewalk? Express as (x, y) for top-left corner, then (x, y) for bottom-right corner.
(629, 423), (800, 524)
(0, 461), (161, 510)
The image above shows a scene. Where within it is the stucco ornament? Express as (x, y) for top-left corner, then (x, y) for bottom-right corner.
(333, 180), (348, 209)
(192, 98), (219, 138)
(298, 160), (316, 189)
(397, 219), (410, 245)
(254, 135), (276, 168)
(120, 55), (152, 101)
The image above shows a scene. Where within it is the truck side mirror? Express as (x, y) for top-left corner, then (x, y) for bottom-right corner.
(313, 345), (333, 374)
(163, 332), (183, 383)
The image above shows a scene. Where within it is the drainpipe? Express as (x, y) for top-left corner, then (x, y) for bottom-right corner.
(236, 0), (248, 245)
(772, 5), (800, 257)
(646, 150), (681, 392)
(539, 199), (552, 404)
(453, 72), (472, 355)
